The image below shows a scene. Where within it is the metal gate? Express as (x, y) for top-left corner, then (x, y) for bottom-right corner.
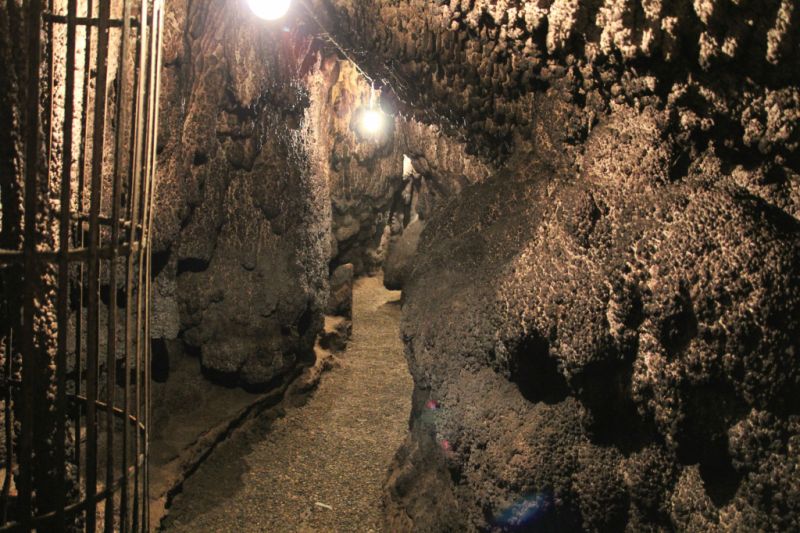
(0, 0), (163, 530)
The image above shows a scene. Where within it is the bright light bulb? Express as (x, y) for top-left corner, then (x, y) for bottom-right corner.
(360, 109), (384, 136)
(247, 0), (291, 20)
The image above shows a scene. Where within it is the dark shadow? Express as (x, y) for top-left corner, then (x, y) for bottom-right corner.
(677, 381), (746, 507)
(152, 249), (171, 278)
(576, 359), (658, 456)
(192, 151), (209, 166)
(660, 287), (698, 359)
(151, 337), (170, 382)
(99, 283), (127, 308)
(699, 454), (743, 508)
(510, 335), (570, 405)
(177, 257), (210, 275)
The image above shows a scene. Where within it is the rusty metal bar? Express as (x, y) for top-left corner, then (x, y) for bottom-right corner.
(0, 449), (146, 533)
(86, 0), (114, 529)
(44, 13), (138, 29)
(105, 0), (133, 529)
(54, 0), (79, 529)
(144, 6), (164, 529)
(73, 0), (94, 494)
(0, 240), (148, 264)
(1, 2), (161, 529)
(45, 0), (55, 201)
(122, 0), (151, 527)
(134, 1), (163, 525)
(19, 0), (44, 528)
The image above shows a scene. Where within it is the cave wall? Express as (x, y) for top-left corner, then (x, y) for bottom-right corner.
(306, 57), (491, 276)
(153, 0), (330, 389)
(152, 0), (490, 389)
(301, 0), (800, 530)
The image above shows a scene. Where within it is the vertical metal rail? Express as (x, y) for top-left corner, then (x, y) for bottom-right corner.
(73, 0), (94, 492)
(85, 1), (112, 528)
(55, 0), (79, 530)
(19, 0), (44, 527)
(0, 1), (163, 531)
(134, 2), (159, 524)
(144, 7), (164, 528)
(106, 1), (132, 530)
(122, 0), (150, 528)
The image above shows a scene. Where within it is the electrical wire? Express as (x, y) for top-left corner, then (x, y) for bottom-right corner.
(296, 0), (375, 87)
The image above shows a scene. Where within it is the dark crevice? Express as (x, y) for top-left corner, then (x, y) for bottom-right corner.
(509, 335), (570, 405)
(192, 151), (209, 166)
(99, 284), (128, 308)
(151, 337), (170, 383)
(152, 249), (171, 278)
(699, 454), (744, 508)
(176, 257), (210, 275)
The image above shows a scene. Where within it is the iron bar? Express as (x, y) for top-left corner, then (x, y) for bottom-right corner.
(133, 2), (163, 525)
(86, 0), (113, 528)
(105, 0), (133, 529)
(1, 2), (161, 529)
(144, 5), (164, 528)
(43, 13), (139, 29)
(54, 0), (79, 529)
(73, 0), (94, 495)
(19, 0), (44, 528)
(123, 1), (151, 527)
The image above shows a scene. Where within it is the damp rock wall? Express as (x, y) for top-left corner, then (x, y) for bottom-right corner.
(306, 57), (491, 276)
(153, 0), (330, 390)
(303, 0), (800, 530)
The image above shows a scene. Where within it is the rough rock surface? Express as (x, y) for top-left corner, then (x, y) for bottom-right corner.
(390, 106), (800, 531)
(383, 218), (424, 291)
(306, 58), (490, 275)
(327, 263), (354, 319)
(317, 0), (800, 168)
(155, 0), (329, 389)
(293, 0), (800, 530)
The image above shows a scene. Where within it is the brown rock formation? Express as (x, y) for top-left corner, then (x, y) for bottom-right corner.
(154, 1), (329, 389)
(293, 0), (800, 530)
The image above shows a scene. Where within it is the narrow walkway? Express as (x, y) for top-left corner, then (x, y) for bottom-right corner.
(162, 276), (412, 532)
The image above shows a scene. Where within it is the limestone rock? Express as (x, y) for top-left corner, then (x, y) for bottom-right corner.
(327, 263), (354, 319)
(383, 218), (424, 291)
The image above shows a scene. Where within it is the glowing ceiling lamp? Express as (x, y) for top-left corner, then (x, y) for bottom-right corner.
(249, 0), (393, 139)
(358, 86), (388, 138)
(360, 108), (385, 135)
(247, 0), (291, 20)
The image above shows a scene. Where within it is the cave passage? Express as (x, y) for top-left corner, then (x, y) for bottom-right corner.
(2, 0), (799, 530)
(161, 276), (412, 531)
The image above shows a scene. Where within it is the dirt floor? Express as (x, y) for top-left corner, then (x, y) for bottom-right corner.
(160, 275), (413, 532)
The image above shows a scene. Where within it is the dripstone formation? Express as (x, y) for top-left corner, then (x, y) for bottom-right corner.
(149, 0), (489, 390)
(153, 1), (330, 389)
(298, 0), (800, 530)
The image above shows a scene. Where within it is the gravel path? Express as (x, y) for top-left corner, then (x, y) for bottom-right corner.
(162, 276), (412, 532)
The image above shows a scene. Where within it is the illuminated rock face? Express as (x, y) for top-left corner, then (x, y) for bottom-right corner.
(295, 0), (800, 530)
(306, 59), (490, 276)
(153, 0), (330, 389)
(145, 0), (800, 528)
(391, 109), (800, 531)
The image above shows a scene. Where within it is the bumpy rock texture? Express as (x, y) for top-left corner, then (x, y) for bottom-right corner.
(153, 0), (488, 389)
(306, 58), (490, 275)
(154, 0), (330, 389)
(297, 0), (800, 530)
